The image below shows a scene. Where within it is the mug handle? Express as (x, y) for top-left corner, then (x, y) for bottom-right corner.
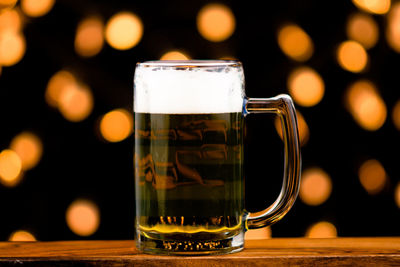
(244, 94), (301, 229)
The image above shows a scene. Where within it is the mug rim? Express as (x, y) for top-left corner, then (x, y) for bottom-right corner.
(136, 60), (242, 68)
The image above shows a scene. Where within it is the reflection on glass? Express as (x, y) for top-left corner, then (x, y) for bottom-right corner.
(197, 3), (236, 42)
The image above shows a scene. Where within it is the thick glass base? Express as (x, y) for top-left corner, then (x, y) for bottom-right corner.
(136, 230), (244, 256)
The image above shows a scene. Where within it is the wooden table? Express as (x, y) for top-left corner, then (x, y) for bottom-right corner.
(0, 238), (399, 266)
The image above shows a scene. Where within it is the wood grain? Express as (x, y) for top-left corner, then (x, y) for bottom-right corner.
(0, 238), (399, 266)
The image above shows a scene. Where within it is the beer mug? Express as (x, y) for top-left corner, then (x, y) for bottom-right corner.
(133, 60), (301, 255)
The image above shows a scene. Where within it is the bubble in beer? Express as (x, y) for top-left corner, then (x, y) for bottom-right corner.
(197, 3), (236, 42)
(105, 12), (143, 50)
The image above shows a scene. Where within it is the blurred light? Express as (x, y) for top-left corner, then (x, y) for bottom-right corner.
(66, 199), (100, 237)
(245, 227), (271, 240)
(160, 51), (190, 60)
(391, 99), (400, 130)
(287, 66), (324, 107)
(386, 2), (400, 53)
(105, 12), (143, 50)
(9, 230), (36, 241)
(21, 0), (54, 17)
(347, 13), (379, 49)
(58, 83), (94, 122)
(10, 132), (43, 171)
(0, 149), (22, 185)
(345, 80), (387, 131)
(0, 8), (22, 33)
(358, 159), (387, 195)
(75, 16), (104, 57)
(0, 0), (17, 10)
(299, 167), (332, 206)
(99, 109), (133, 142)
(277, 24), (314, 62)
(352, 0), (390, 15)
(0, 32), (26, 66)
(45, 70), (76, 108)
(306, 221), (337, 238)
(395, 182), (400, 208)
(275, 111), (309, 146)
(337, 40), (368, 73)
(197, 3), (236, 42)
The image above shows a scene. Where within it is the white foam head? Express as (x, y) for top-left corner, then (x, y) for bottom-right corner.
(134, 60), (244, 114)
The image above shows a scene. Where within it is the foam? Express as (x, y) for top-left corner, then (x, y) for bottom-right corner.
(134, 63), (244, 114)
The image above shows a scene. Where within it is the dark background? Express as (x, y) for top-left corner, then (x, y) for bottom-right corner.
(0, 0), (399, 240)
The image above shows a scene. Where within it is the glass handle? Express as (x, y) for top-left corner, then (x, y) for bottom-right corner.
(244, 94), (301, 229)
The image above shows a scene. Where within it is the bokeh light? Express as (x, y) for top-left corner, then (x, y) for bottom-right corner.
(0, 149), (22, 185)
(9, 230), (36, 241)
(391, 99), (400, 130)
(275, 111), (309, 146)
(66, 199), (100, 237)
(0, 8), (22, 33)
(0, 32), (26, 66)
(0, 0), (17, 10)
(347, 13), (379, 49)
(245, 227), (271, 240)
(99, 109), (133, 142)
(345, 80), (387, 131)
(287, 66), (325, 107)
(160, 50), (190, 60)
(105, 12), (143, 50)
(21, 0), (55, 17)
(337, 40), (368, 73)
(58, 83), (94, 122)
(75, 16), (104, 57)
(386, 2), (400, 53)
(300, 167), (332, 206)
(306, 221), (337, 238)
(277, 24), (314, 62)
(358, 159), (387, 195)
(45, 70), (76, 108)
(395, 182), (400, 208)
(197, 3), (236, 42)
(10, 132), (43, 171)
(352, 0), (391, 15)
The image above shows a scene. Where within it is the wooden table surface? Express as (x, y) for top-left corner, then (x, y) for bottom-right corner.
(0, 238), (399, 266)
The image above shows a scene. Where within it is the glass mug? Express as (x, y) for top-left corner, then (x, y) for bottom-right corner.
(133, 60), (301, 255)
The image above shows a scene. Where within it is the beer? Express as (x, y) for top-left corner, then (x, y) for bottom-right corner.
(134, 112), (244, 251)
